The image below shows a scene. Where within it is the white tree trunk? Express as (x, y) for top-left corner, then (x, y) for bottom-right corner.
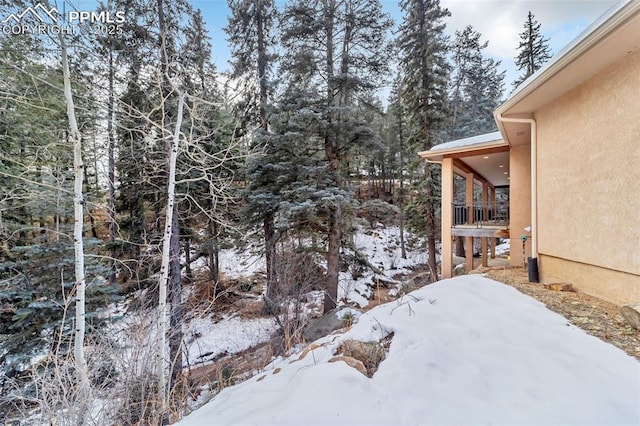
(157, 92), (187, 410)
(59, 27), (88, 388)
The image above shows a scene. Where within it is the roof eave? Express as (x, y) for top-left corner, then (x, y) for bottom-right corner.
(419, 140), (509, 162)
(495, 0), (640, 118)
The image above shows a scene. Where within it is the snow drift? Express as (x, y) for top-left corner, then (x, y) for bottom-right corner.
(179, 275), (640, 426)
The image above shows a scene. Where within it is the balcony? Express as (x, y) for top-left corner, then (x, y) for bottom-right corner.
(452, 201), (509, 237)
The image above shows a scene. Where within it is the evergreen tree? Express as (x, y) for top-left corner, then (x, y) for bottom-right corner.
(113, 0), (158, 284)
(385, 77), (410, 258)
(0, 35), (69, 248)
(397, 0), (451, 282)
(513, 11), (552, 89)
(0, 240), (116, 390)
(449, 25), (505, 138)
(1, 0), (236, 421)
(281, 0), (392, 312)
(225, 0), (279, 299)
(180, 9), (234, 287)
(92, 0), (122, 287)
(226, 0), (276, 129)
(0, 25), (120, 399)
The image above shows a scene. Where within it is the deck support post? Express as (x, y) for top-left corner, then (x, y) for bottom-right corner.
(441, 157), (454, 279)
(481, 183), (489, 267)
(465, 172), (474, 272)
(490, 187), (496, 258)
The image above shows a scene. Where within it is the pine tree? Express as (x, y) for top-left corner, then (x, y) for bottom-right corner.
(450, 25), (505, 138)
(397, 0), (451, 282)
(0, 8), (120, 401)
(386, 77), (410, 258)
(180, 9), (217, 285)
(225, 0), (279, 300)
(281, 0), (392, 312)
(113, 0), (157, 284)
(96, 14), (119, 288)
(513, 11), (552, 89)
(0, 35), (69, 248)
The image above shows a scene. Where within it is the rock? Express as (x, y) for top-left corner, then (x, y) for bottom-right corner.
(620, 303), (640, 330)
(337, 339), (387, 377)
(543, 283), (574, 292)
(406, 272), (431, 287)
(302, 307), (350, 342)
(328, 355), (368, 376)
(374, 276), (400, 288)
(290, 343), (324, 364)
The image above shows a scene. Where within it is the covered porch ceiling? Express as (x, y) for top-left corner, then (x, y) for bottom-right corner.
(459, 150), (510, 187)
(419, 132), (511, 187)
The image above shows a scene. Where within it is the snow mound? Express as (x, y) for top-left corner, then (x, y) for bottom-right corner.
(179, 275), (640, 425)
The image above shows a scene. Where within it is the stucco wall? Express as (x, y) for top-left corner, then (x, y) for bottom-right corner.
(535, 47), (640, 302)
(539, 255), (640, 306)
(509, 144), (532, 267)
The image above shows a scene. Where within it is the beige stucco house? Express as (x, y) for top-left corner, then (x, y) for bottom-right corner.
(420, 0), (640, 306)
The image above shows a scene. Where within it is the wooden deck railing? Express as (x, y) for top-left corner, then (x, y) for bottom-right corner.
(453, 201), (509, 228)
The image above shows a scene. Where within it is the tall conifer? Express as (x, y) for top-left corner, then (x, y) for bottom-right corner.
(513, 11), (552, 89)
(450, 25), (505, 138)
(226, 0), (280, 299)
(397, 0), (451, 282)
(280, 0), (392, 312)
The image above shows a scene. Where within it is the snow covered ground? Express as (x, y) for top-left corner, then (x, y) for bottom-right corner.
(176, 226), (424, 367)
(339, 227), (429, 307)
(186, 227), (417, 358)
(197, 226), (427, 309)
(494, 240), (510, 256)
(178, 275), (640, 426)
(184, 316), (276, 366)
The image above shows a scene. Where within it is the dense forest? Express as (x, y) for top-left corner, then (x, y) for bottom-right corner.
(0, 0), (551, 423)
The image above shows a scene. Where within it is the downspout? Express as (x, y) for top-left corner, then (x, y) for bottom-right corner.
(494, 114), (538, 259)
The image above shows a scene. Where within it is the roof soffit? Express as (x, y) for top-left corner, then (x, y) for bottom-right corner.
(496, 0), (640, 117)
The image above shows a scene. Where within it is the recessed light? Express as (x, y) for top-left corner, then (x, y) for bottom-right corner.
(503, 172), (508, 175)
(499, 165), (504, 168)
(483, 156), (489, 159)
(507, 177), (511, 180)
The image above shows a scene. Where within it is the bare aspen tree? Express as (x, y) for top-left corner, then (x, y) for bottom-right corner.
(107, 50), (117, 287)
(56, 25), (89, 390)
(157, 91), (187, 417)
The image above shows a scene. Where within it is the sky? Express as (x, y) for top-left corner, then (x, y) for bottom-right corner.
(69, 0), (620, 91)
(189, 0), (620, 89)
